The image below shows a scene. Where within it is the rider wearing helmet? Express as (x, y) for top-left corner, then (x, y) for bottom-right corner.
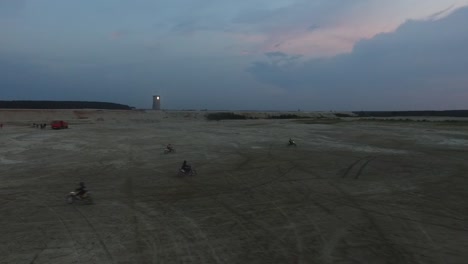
(289, 138), (296, 145)
(75, 182), (87, 198)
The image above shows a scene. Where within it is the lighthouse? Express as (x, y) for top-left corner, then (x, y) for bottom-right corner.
(152, 95), (161, 110)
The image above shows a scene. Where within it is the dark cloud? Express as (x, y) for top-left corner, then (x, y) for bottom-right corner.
(247, 6), (468, 110)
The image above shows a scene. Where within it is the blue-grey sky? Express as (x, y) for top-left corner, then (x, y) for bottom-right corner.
(1, 0), (468, 110)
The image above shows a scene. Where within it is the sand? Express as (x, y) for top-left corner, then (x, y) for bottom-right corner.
(1, 110), (467, 264)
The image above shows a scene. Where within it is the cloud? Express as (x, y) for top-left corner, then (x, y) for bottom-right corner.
(228, 1), (468, 56)
(265, 51), (288, 58)
(3, 0), (468, 110)
(232, 1), (351, 27)
(262, 52), (303, 67)
(427, 5), (456, 20)
(247, 6), (468, 110)
(0, 0), (26, 16)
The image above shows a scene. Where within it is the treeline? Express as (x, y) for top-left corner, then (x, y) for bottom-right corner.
(0, 101), (132, 110)
(353, 110), (468, 118)
(205, 112), (310, 120)
(205, 112), (248, 120)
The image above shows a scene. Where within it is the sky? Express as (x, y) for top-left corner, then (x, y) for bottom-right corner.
(1, 0), (468, 110)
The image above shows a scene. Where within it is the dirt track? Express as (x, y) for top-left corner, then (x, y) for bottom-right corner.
(1, 116), (468, 264)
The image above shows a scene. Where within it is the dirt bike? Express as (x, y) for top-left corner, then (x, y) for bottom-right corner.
(66, 191), (93, 204)
(164, 148), (176, 154)
(288, 141), (297, 147)
(178, 168), (197, 176)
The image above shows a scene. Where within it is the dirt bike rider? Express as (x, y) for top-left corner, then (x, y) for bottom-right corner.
(166, 144), (174, 152)
(289, 138), (296, 145)
(75, 182), (88, 199)
(181, 160), (191, 173)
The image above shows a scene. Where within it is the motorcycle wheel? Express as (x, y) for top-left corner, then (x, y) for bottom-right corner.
(85, 197), (94, 205)
(66, 195), (74, 204)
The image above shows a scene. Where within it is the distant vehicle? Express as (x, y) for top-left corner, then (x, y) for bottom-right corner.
(178, 168), (197, 176)
(288, 138), (297, 147)
(66, 191), (93, 204)
(164, 144), (176, 154)
(51, 120), (68, 130)
(164, 148), (176, 154)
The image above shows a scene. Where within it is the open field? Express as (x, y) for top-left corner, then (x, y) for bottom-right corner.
(1, 110), (468, 264)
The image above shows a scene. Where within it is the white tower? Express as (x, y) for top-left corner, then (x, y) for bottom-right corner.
(152, 95), (161, 110)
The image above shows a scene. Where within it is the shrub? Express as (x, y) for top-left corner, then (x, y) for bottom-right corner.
(335, 113), (352, 118)
(268, 114), (306, 119)
(205, 112), (247, 121)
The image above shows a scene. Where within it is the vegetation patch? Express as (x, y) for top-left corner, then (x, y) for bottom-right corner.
(356, 118), (468, 126)
(358, 118), (416, 122)
(0, 100), (132, 110)
(434, 120), (468, 126)
(205, 112), (247, 121)
(335, 113), (353, 118)
(294, 118), (343, 124)
(353, 110), (468, 118)
(267, 114), (308, 119)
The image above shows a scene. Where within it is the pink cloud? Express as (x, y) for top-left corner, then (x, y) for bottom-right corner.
(253, 18), (407, 57)
(228, 1), (468, 58)
(226, 21), (394, 58)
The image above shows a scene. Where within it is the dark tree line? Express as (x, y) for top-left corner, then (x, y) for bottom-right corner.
(0, 101), (132, 110)
(353, 110), (468, 118)
(205, 112), (247, 120)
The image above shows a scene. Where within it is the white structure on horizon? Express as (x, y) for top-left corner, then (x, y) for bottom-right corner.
(152, 95), (161, 110)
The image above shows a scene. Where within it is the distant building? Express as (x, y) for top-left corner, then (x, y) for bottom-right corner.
(152, 95), (161, 110)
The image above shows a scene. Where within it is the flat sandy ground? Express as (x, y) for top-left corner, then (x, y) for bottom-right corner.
(1, 114), (468, 264)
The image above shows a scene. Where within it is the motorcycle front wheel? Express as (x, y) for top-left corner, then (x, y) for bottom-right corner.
(84, 197), (94, 205)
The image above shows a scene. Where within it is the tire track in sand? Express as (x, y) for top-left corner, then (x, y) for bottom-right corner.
(340, 156), (376, 179)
